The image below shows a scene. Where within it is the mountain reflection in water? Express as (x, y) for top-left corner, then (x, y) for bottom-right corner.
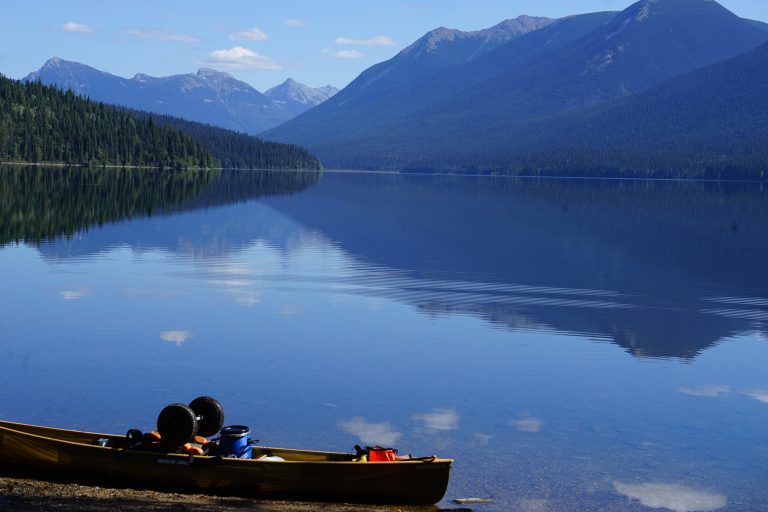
(9, 167), (767, 361)
(3, 167), (768, 511)
(261, 173), (768, 360)
(0, 165), (321, 246)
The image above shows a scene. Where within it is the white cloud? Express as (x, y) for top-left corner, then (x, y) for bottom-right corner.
(512, 417), (544, 433)
(124, 28), (199, 43)
(283, 19), (308, 27)
(203, 46), (282, 70)
(613, 481), (726, 512)
(230, 28), (268, 41)
(335, 36), (395, 47)
(340, 417), (401, 446)
(412, 408), (459, 433)
(325, 49), (365, 59)
(678, 385), (731, 398)
(59, 289), (90, 300)
(160, 330), (193, 346)
(744, 388), (768, 404)
(62, 22), (94, 34)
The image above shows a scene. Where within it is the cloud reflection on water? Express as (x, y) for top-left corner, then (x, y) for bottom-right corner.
(230, 290), (262, 306)
(473, 433), (493, 445)
(59, 289), (90, 300)
(122, 288), (188, 300)
(279, 304), (302, 317)
(412, 408), (459, 433)
(677, 385), (731, 398)
(612, 481), (726, 512)
(743, 388), (768, 404)
(159, 330), (193, 346)
(339, 417), (401, 446)
(512, 417), (544, 433)
(516, 498), (548, 512)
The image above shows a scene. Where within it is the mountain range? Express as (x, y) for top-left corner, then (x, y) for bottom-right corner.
(263, 0), (768, 176)
(20, 0), (768, 176)
(24, 59), (338, 134)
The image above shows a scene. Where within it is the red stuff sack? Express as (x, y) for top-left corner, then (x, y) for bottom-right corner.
(367, 447), (398, 462)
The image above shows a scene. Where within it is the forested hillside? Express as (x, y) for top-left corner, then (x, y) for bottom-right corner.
(404, 40), (768, 179)
(0, 75), (215, 168)
(1, 75), (323, 170)
(143, 113), (322, 170)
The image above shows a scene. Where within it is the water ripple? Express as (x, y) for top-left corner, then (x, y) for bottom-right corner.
(213, 268), (635, 313)
(705, 296), (768, 307)
(701, 308), (768, 321)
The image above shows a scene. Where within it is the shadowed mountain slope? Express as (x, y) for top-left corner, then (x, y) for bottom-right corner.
(264, 0), (768, 174)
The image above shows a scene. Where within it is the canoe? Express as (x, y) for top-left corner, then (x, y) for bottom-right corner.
(0, 420), (451, 505)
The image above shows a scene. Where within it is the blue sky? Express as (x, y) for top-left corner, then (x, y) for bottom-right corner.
(2, 0), (767, 91)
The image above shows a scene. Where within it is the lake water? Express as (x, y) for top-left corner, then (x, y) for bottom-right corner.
(1, 166), (768, 511)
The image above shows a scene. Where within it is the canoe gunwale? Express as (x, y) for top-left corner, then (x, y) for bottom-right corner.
(0, 420), (451, 464)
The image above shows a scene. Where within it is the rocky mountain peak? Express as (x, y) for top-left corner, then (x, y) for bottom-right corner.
(490, 15), (555, 36)
(196, 68), (232, 79)
(401, 15), (553, 58)
(265, 79), (338, 106)
(43, 56), (65, 68)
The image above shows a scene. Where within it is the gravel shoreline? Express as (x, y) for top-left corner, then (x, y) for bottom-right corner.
(0, 476), (453, 512)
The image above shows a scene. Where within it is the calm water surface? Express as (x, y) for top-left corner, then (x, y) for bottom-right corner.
(1, 166), (768, 511)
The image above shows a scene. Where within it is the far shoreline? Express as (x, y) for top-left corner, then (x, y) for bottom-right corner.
(322, 168), (768, 183)
(3, 161), (766, 183)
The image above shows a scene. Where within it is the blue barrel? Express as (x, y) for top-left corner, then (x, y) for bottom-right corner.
(219, 425), (252, 459)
